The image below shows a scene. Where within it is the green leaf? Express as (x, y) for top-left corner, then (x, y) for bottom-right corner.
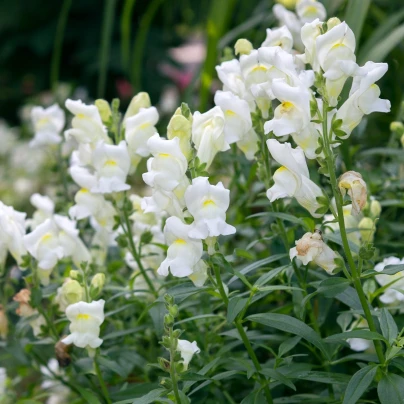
(362, 264), (404, 278)
(247, 211), (312, 231)
(278, 336), (302, 357)
(254, 265), (289, 287)
(131, 388), (165, 404)
(97, 356), (127, 377)
(180, 373), (211, 382)
(260, 368), (296, 390)
(257, 285), (302, 293)
(378, 373), (404, 404)
(235, 248), (255, 260)
(247, 313), (330, 359)
(342, 365), (378, 404)
(380, 308), (398, 345)
(325, 330), (386, 343)
(74, 385), (102, 404)
(359, 147), (404, 158)
(227, 296), (249, 323)
(298, 371), (351, 385)
(344, 0), (370, 46)
(175, 314), (224, 325)
(317, 277), (350, 298)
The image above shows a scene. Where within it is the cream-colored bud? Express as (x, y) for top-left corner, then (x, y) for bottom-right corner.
(95, 99), (112, 123)
(327, 17), (341, 30)
(167, 109), (192, 160)
(124, 92), (151, 120)
(359, 217), (375, 243)
(338, 171), (367, 215)
(91, 273), (106, 290)
(69, 270), (79, 280)
(62, 280), (83, 305)
(234, 39), (253, 56)
(0, 305), (8, 339)
(390, 121), (404, 134)
(369, 199), (381, 218)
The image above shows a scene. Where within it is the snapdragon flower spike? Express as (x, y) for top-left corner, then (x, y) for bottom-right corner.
(30, 104), (65, 147)
(142, 134), (188, 191)
(336, 62), (390, 138)
(176, 339), (200, 370)
(374, 257), (404, 305)
(62, 300), (105, 349)
(261, 26), (294, 52)
(125, 106), (159, 167)
(290, 231), (339, 274)
(91, 141), (131, 193)
(338, 171), (367, 215)
(185, 177), (236, 239)
(158, 216), (203, 278)
(0, 201), (27, 265)
(266, 139), (324, 217)
(192, 106), (229, 168)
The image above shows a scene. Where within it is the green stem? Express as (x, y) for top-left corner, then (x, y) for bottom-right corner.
(98, 0), (117, 98)
(120, 0), (137, 74)
(94, 355), (112, 404)
(50, 0), (72, 91)
(321, 100), (385, 365)
(169, 326), (182, 403)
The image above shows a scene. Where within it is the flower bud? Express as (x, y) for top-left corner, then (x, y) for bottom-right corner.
(91, 273), (105, 290)
(369, 199), (381, 218)
(234, 39), (253, 56)
(390, 121), (404, 135)
(95, 99), (112, 124)
(0, 305), (8, 339)
(327, 17), (341, 30)
(69, 270), (79, 280)
(338, 171), (367, 215)
(169, 304), (179, 318)
(359, 217), (375, 243)
(62, 280), (83, 305)
(164, 314), (175, 326)
(167, 108), (192, 160)
(124, 92), (151, 120)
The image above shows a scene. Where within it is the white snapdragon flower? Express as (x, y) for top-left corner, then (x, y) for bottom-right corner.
(158, 216), (203, 278)
(266, 139), (324, 217)
(30, 104), (65, 147)
(41, 359), (70, 404)
(125, 107), (159, 168)
(185, 177), (236, 239)
(24, 215), (91, 284)
(142, 135), (188, 191)
(237, 128), (260, 160)
(300, 19), (323, 71)
(264, 79), (312, 137)
(188, 260), (209, 287)
(216, 59), (254, 109)
(177, 339), (200, 370)
(296, 0), (326, 24)
(214, 91), (252, 144)
(0, 367), (6, 396)
(62, 300), (105, 349)
(273, 4), (302, 50)
(91, 141), (131, 193)
(347, 318), (372, 352)
(28, 193), (55, 229)
(336, 62), (391, 137)
(338, 171), (367, 215)
(0, 201), (27, 265)
(192, 107), (229, 168)
(290, 231), (339, 274)
(261, 26), (294, 52)
(374, 257), (404, 305)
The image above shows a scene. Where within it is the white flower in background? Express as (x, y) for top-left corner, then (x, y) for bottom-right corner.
(188, 259), (208, 287)
(124, 92), (152, 121)
(125, 107), (159, 168)
(338, 171), (367, 215)
(216, 59), (255, 109)
(300, 19), (323, 71)
(192, 107), (229, 168)
(129, 194), (163, 236)
(41, 359), (70, 404)
(30, 104), (65, 147)
(91, 141), (131, 193)
(237, 127), (260, 160)
(62, 300), (105, 349)
(374, 257), (404, 305)
(0, 120), (18, 156)
(262, 26), (293, 52)
(0, 201), (27, 265)
(266, 140), (324, 217)
(143, 135), (188, 191)
(185, 177), (236, 239)
(65, 99), (110, 145)
(158, 216), (203, 278)
(13, 289), (46, 336)
(24, 215), (91, 285)
(296, 0), (326, 24)
(346, 318), (372, 352)
(177, 339), (200, 370)
(214, 91), (252, 144)
(273, 4), (302, 50)
(336, 62), (391, 137)
(264, 79), (312, 137)
(315, 22), (356, 106)
(290, 231), (339, 274)
(28, 193), (55, 229)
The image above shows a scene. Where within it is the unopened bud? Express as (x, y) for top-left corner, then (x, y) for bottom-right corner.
(95, 99), (112, 124)
(62, 280), (83, 305)
(235, 39), (253, 56)
(69, 270), (79, 280)
(327, 17), (341, 30)
(390, 121), (404, 135)
(124, 92), (151, 120)
(91, 273), (105, 290)
(167, 108), (192, 160)
(359, 217), (375, 243)
(169, 304), (179, 318)
(164, 314), (175, 326)
(369, 199), (381, 218)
